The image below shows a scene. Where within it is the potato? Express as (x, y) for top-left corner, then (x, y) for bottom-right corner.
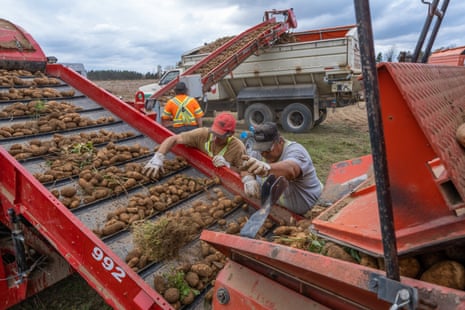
(456, 123), (465, 148)
(191, 263), (213, 278)
(164, 287), (180, 303)
(60, 186), (77, 198)
(421, 261), (465, 289)
(102, 221), (125, 235)
(125, 248), (142, 262)
(185, 271), (199, 288)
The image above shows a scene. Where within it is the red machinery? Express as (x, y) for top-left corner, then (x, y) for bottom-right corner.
(200, 1), (465, 309)
(0, 11), (296, 310)
(144, 9), (297, 105)
(3, 2), (465, 309)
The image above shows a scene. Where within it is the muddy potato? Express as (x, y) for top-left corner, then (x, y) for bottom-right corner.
(153, 275), (167, 294)
(226, 222), (240, 234)
(127, 257), (139, 268)
(164, 287), (180, 304)
(125, 248), (142, 262)
(185, 271), (199, 287)
(60, 186), (77, 198)
(421, 260), (465, 289)
(102, 221), (125, 235)
(456, 123), (465, 148)
(191, 263), (213, 278)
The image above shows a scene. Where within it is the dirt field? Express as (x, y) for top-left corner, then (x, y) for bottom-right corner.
(11, 80), (370, 309)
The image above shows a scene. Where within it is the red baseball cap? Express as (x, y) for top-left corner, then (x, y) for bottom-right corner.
(211, 112), (236, 136)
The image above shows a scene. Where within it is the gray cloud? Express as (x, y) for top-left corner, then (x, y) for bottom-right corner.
(3, 1), (463, 72)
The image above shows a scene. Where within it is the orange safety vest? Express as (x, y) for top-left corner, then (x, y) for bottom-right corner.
(170, 96), (200, 127)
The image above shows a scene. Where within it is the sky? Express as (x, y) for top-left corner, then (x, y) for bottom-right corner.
(3, 1), (464, 73)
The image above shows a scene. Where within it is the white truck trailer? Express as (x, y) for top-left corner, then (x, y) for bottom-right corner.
(140, 24), (362, 133)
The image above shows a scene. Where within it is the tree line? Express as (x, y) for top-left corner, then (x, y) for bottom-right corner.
(87, 70), (160, 80)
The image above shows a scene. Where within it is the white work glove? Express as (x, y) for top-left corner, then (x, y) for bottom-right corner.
(212, 155), (230, 168)
(242, 155), (271, 177)
(142, 152), (165, 179)
(242, 175), (260, 199)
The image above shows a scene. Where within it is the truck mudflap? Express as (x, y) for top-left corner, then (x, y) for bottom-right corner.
(313, 63), (465, 257)
(201, 230), (465, 309)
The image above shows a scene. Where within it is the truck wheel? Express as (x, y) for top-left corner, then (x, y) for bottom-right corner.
(314, 108), (328, 127)
(244, 103), (275, 128)
(281, 103), (313, 133)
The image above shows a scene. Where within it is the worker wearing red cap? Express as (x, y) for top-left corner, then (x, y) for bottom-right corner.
(142, 112), (260, 198)
(161, 82), (204, 133)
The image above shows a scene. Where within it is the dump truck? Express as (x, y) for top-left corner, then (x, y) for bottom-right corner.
(3, 2), (465, 309)
(138, 23), (362, 133)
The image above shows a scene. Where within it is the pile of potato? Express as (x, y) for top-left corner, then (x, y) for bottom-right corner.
(152, 241), (226, 308)
(0, 112), (114, 139)
(0, 87), (74, 100)
(270, 218), (465, 291)
(34, 142), (150, 183)
(0, 100), (82, 118)
(95, 173), (216, 237)
(124, 188), (241, 269)
(8, 129), (136, 161)
(192, 23), (277, 77)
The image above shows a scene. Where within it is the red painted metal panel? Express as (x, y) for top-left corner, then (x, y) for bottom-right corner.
(201, 230), (465, 309)
(0, 148), (171, 310)
(293, 25), (356, 42)
(313, 63), (465, 256)
(213, 261), (330, 309)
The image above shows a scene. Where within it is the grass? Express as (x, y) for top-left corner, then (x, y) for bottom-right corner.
(284, 122), (371, 182)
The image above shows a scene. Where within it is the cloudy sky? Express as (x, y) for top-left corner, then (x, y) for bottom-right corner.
(3, 1), (464, 73)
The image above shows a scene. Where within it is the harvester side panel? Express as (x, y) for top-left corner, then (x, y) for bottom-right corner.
(201, 230), (465, 309)
(312, 63), (465, 256)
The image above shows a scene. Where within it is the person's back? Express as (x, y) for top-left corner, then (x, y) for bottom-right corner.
(162, 82), (204, 133)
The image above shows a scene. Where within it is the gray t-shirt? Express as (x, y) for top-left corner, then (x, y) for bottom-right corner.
(254, 139), (322, 215)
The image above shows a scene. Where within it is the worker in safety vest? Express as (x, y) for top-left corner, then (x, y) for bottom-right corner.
(161, 82), (204, 133)
(142, 112), (260, 197)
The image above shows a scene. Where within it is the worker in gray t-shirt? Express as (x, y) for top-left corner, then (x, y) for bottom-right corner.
(242, 122), (322, 215)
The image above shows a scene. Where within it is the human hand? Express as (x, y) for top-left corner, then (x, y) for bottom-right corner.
(241, 155), (271, 177)
(212, 155), (230, 168)
(242, 175), (260, 199)
(142, 152), (165, 179)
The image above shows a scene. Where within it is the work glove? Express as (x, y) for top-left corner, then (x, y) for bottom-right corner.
(241, 155), (271, 177)
(142, 152), (165, 179)
(242, 175), (260, 199)
(212, 155), (230, 168)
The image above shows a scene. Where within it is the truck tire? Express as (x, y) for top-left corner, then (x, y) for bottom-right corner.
(281, 103), (313, 133)
(244, 103), (275, 128)
(314, 108), (328, 127)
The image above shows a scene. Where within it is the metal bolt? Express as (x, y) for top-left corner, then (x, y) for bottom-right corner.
(216, 287), (230, 305)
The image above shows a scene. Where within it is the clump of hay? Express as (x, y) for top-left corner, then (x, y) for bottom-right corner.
(132, 215), (193, 262)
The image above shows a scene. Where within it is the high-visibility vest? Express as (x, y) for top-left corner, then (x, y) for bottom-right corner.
(204, 133), (233, 157)
(172, 96), (198, 127)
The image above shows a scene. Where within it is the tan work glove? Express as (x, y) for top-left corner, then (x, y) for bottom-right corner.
(241, 155), (271, 177)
